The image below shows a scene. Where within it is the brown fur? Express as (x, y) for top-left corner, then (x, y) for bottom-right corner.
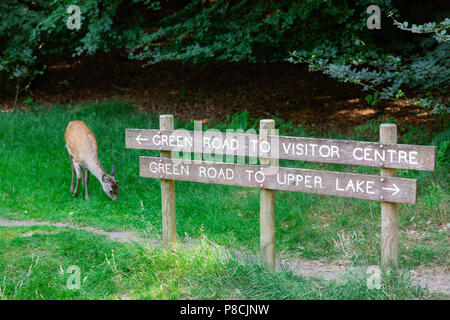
(65, 121), (118, 201)
(65, 121), (98, 164)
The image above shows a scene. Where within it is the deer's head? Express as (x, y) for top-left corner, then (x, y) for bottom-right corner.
(101, 166), (118, 201)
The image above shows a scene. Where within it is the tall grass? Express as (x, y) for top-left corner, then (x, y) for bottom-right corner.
(0, 226), (436, 300)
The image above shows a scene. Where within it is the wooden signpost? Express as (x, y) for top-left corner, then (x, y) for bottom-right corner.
(126, 115), (436, 270)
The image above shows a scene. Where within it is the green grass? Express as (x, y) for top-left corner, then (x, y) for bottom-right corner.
(0, 101), (448, 299)
(0, 225), (437, 300)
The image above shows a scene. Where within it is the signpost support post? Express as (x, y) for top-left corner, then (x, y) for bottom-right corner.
(260, 119), (276, 270)
(160, 115), (177, 250)
(380, 123), (399, 269)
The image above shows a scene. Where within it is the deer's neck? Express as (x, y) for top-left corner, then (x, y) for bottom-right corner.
(86, 158), (107, 182)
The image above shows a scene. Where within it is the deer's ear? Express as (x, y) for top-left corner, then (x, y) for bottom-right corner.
(110, 166), (115, 177)
(102, 174), (108, 182)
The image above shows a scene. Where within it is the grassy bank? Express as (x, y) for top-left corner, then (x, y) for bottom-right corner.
(0, 225), (435, 300)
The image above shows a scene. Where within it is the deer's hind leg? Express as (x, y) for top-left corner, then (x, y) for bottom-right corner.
(69, 154), (75, 193)
(72, 163), (83, 198)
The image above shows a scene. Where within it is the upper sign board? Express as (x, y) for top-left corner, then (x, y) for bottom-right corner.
(126, 129), (436, 171)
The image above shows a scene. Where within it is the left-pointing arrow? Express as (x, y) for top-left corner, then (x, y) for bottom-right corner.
(136, 134), (148, 145)
(382, 184), (400, 196)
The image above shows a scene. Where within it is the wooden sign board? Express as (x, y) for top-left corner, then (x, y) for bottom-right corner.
(140, 157), (417, 204)
(126, 129), (436, 171)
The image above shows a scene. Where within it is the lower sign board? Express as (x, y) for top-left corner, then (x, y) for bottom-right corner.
(140, 157), (417, 204)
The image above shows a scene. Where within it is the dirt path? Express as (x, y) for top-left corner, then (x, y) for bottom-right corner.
(1, 218), (448, 295)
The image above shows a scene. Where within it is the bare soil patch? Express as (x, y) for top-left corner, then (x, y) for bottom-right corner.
(0, 52), (440, 133)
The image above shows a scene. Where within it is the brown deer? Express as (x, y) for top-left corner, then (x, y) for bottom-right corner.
(64, 121), (118, 201)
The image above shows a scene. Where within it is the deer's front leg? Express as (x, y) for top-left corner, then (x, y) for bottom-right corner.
(85, 169), (90, 201)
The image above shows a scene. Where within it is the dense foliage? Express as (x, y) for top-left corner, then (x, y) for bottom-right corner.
(0, 0), (448, 111)
(0, 0), (159, 94)
(289, 2), (449, 113)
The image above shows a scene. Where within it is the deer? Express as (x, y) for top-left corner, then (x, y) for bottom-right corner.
(64, 121), (118, 201)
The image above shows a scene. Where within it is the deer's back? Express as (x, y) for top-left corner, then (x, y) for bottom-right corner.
(65, 121), (98, 163)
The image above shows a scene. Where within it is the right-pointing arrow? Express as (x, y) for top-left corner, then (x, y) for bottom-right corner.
(382, 184), (400, 196)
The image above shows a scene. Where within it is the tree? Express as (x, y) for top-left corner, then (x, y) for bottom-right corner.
(1, 1), (448, 112)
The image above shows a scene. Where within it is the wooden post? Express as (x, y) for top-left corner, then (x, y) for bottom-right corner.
(160, 115), (177, 250)
(380, 123), (399, 268)
(259, 119), (276, 270)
